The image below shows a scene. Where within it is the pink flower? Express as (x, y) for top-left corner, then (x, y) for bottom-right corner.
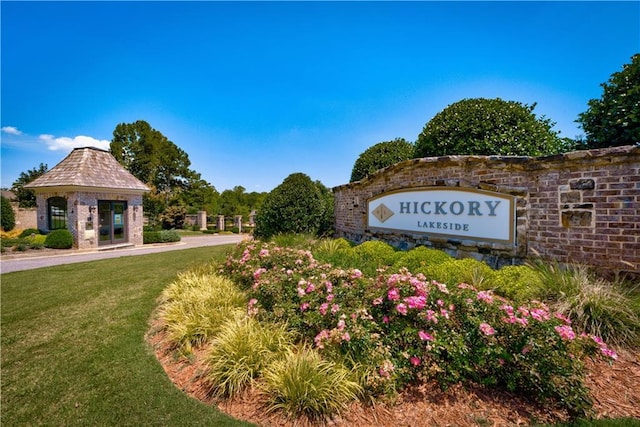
(286, 269), (293, 276)
(410, 356), (421, 367)
(342, 332), (351, 342)
(418, 330), (434, 341)
(372, 297), (383, 305)
(554, 312), (572, 324)
(477, 291), (494, 304)
(326, 293), (334, 302)
(305, 283), (316, 293)
(253, 268), (267, 279)
(314, 330), (329, 349)
(331, 304), (340, 314)
(387, 288), (400, 301)
(350, 269), (363, 279)
(297, 287), (306, 297)
(425, 310), (438, 323)
(383, 316), (390, 324)
(600, 347), (618, 360)
(517, 307), (530, 317)
(436, 299), (444, 307)
(530, 308), (549, 321)
(396, 303), (408, 315)
(337, 319), (346, 330)
(300, 302), (310, 312)
(404, 295), (426, 310)
(555, 325), (576, 341)
(479, 322), (496, 336)
(259, 249), (269, 257)
(499, 304), (514, 316)
(325, 282), (333, 293)
(440, 308), (449, 319)
(319, 302), (329, 316)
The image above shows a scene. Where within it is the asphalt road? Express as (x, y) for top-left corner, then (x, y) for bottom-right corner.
(0, 234), (246, 274)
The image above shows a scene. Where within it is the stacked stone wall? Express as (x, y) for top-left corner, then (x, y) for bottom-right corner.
(333, 145), (639, 276)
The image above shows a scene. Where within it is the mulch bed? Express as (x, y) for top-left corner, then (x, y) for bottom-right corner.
(147, 320), (640, 426)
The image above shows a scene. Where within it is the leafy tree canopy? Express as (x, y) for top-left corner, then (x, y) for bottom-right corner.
(11, 163), (48, 208)
(350, 138), (415, 182)
(414, 98), (566, 158)
(254, 173), (333, 240)
(219, 186), (267, 218)
(110, 120), (194, 193)
(577, 53), (640, 148)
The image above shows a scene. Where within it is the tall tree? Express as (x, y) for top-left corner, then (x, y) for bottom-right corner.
(11, 163), (48, 208)
(110, 120), (193, 194)
(414, 98), (566, 158)
(110, 120), (199, 224)
(577, 54), (640, 149)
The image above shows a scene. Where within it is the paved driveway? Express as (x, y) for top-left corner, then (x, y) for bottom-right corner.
(0, 234), (246, 274)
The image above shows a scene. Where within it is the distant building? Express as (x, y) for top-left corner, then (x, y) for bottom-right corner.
(25, 147), (150, 249)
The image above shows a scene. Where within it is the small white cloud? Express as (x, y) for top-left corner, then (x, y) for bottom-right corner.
(39, 134), (110, 151)
(1, 126), (23, 135)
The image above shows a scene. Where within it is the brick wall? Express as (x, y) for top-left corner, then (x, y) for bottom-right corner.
(333, 145), (639, 276)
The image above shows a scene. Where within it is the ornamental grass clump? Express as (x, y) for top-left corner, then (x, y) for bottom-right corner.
(158, 272), (246, 354)
(204, 317), (293, 398)
(259, 345), (362, 421)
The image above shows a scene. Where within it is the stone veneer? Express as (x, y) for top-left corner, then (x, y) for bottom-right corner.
(35, 191), (145, 250)
(333, 145), (639, 277)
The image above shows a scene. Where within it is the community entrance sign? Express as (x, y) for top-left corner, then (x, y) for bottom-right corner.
(367, 188), (515, 244)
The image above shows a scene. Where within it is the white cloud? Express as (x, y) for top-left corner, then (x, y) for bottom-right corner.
(39, 134), (110, 151)
(1, 126), (23, 135)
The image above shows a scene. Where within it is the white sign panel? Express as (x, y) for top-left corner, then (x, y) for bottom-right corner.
(367, 188), (515, 244)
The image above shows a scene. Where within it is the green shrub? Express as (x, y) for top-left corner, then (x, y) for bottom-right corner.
(353, 240), (400, 275)
(392, 246), (452, 274)
(158, 272), (247, 354)
(259, 346), (362, 420)
(144, 230), (181, 244)
(204, 317), (293, 398)
(491, 265), (546, 303)
(18, 228), (40, 238)
(202, 229), (216, 234)
(44, 229), (73, 249)
(254, 173), (333, 240)
(1, 196), (16, 232)
(159, 229), (181, 242)
(350, 138), (415, 182)
(270, 233), (315, 249)
(427, 257), (495, 287)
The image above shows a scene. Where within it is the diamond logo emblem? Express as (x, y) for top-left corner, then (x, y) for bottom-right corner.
(372, 203), (394, 223)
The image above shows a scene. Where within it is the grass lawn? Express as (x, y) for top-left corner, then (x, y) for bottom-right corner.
(1, 246), (254, 427)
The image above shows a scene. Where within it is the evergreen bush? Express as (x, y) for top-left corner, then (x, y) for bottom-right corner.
(1, 196), (16, 232)
(44, 229), (73, 249)
(254, 173), (333, 240)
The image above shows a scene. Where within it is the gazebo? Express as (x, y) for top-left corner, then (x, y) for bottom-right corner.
(24, 147), (150, 250)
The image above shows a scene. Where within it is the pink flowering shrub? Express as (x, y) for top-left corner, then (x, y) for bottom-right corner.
(221, 241), (617, 417)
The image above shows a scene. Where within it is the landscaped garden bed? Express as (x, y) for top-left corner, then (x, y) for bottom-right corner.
(149, 236), (640, 426)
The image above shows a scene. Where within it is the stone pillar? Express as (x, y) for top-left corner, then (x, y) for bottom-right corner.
(217, 215), (225, 231)
(197, 211), (207, 230)
(234, 215), (243, 233)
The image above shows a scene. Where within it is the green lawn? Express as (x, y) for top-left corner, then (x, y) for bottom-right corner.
(1, 246), (254, 426)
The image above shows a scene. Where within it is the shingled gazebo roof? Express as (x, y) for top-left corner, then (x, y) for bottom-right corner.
(24, 147), (150, 193)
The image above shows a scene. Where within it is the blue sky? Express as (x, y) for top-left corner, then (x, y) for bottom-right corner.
(2, 1), (639, 193)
